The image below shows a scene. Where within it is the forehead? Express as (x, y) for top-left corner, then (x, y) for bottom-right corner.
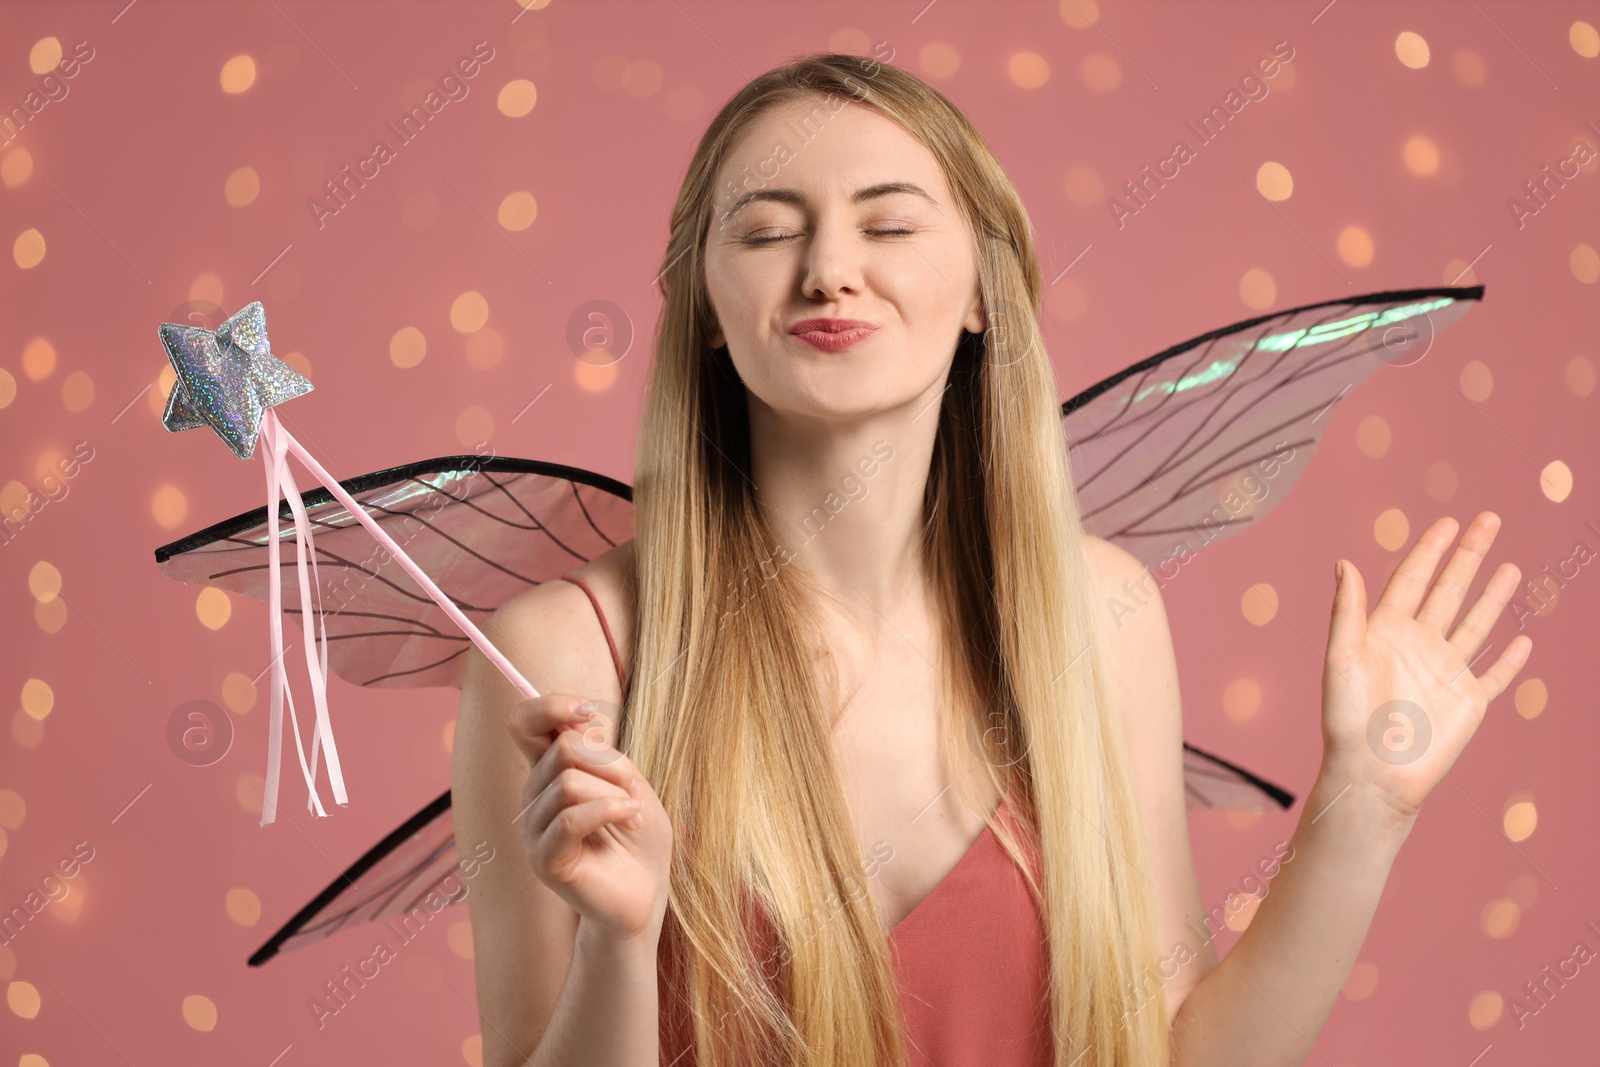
(716, 95), (951, 202)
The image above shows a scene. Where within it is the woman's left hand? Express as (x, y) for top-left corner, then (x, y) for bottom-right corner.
(1319, 511), (1533, 825)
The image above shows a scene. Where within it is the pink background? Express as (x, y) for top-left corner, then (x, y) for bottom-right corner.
(3, 1), (1598, 1063)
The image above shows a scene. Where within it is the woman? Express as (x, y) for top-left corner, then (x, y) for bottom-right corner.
(452, 53), (1531, 1067)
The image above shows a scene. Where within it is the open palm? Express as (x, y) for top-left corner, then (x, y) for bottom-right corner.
(1319, 512), (1533, 822)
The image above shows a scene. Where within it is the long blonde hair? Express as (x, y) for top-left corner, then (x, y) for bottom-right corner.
(626, 52), (1171, 1067)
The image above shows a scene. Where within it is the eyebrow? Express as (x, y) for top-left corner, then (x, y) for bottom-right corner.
(719, 181), (940, 222)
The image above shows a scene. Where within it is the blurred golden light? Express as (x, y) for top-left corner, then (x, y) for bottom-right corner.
(497, 191), (538, 231)
(28, 561), (62, 603)
(575, 360), (619, 393)
(1421, 462), (1457, 506)
(1008, 52), (1050, 89)
(1241, 583), (1278, 625)
(1459, 360), (1494, 402)
(1224, 892), (1262, 931)
(1355, 414), (1391, 457)
(196, 587), (232, 630)
(621, 61), (662, 98)
(1395, 31), (1431, 69)
(827, 28), (870, 53)
(390, 326), (427, 368)
(497, 79), (538, 117)
(1222, 678), (1261, 722)
(221, 55), (257, 93)
(1571, 21), (1600, 57)
(1255, 161), (1293, 200)
(1403, 134), (1440, 176)
(1337, 225), (1374, 268)
(1571, 243), (1600, 284)
(1342, 962), (1379, 1000)
(188, 271), (225, 306)
(8, 980), (41, 1019)
(34, 597), (67, 634)
(1374, 507), (1410, 551)
(20, 680), (52, 721)
(464, 328), (505, 371)
(456, 406), (494, 448)
(1, 147), (34, 188)
(29, 38), (62, 74)
(12, 229), (45, 269)
(236, 773), (266, 816)
(1481, 897), (1520, 939)
(919, 43), (961, 79)
(1081, 55), (1121, 92)
(1515, 677), (1547, 719)
(1540, 459), (1573, 502)
(225, 167), (261, 207)
(443, 718), (456, 752)
(12, 708), (44, 749)
(222, 672), (257, 714)
(1468, 991), (1502, 1030)
(1503, 798), (1537, 841)
(61, 370), (94, 413)
(448, 920), (475, 958)
(1451, 48), (1486, 86)
(1566, 355), (1596, 397)
(182, 993), (218, 1031)
(1239, 268), (1276, 311)
(0, 368), (14, 409)
(1063, 166), (1104, 207)
(226, 888), (262, 926)
(151, 484), (189, 529)
(0, 789), (25, 830)
(22, 337), (55, 381)
(450, 292), (489, 333)
(1059, 0), (1099, 27)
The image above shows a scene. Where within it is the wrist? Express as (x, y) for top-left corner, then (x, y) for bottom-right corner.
(575, 915), (663, 969)
(1307, 759), (1419, 846)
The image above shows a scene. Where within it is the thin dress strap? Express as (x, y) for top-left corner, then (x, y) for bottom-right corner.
(556, 575), (627, 694)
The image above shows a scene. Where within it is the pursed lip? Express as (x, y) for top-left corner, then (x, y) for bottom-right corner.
(787, 318), (877, 335)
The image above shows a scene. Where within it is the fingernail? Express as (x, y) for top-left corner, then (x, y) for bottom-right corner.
(574, 700), (597, 718)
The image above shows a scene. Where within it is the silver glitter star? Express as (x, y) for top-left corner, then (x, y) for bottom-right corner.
(158, 301), (313, 461)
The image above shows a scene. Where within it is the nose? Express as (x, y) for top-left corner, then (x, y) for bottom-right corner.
(799, 214), (864, 302)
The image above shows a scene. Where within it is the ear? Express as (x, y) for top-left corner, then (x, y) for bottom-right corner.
(963, 298), (986, 337)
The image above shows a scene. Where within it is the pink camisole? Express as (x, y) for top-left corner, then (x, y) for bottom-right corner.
(558, 574), (1052, 1066)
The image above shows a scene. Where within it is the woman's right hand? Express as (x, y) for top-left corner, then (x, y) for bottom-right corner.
(507, 694), (673, 945)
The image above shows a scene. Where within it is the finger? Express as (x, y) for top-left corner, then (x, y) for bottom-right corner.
(527, 725), (639, 805)
(531, 796), (646, 873)
(508, 695), (600, 768)
(1416, 512), (1501, 634)
(518, 763), (634, 835)
(1374, 515), (1459, 619)
(1474, 633), (1534, 705)
(1327, 558), (1368, 662)
(1447, 560), (1522, 662)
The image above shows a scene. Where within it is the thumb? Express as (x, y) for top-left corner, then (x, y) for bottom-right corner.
(1326, 558), (1367, 661)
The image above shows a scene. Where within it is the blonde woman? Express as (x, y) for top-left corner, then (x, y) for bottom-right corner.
(453, 53), (1531, 1067)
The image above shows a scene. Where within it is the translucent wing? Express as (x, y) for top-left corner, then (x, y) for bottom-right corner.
(248, 739), (1296, 965)
(1065, 285), (1484, 568)
(154, 457), (633, 690)
(247, 790), (460, 966)
(172, 290), (1496, 962)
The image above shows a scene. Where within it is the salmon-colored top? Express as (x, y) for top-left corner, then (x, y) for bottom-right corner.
(558, 575), (1052, 1067)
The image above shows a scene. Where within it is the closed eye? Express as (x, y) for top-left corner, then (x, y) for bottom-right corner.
(743, 226), (916, 245)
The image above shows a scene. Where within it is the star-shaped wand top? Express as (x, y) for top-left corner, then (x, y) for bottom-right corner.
(158, 300), (312, 460)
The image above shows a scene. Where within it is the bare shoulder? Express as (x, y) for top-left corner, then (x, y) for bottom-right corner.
(485, 538), (636, 707)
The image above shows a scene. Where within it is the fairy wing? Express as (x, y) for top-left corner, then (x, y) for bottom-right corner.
(247, 736), (1292, 966)
(174, 285), (1486, 964)
(154, 457), (633, 690)
(1065, 285), (1484, 567)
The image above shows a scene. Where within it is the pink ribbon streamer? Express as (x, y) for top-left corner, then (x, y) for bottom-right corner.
(255, 410), (542, 826)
